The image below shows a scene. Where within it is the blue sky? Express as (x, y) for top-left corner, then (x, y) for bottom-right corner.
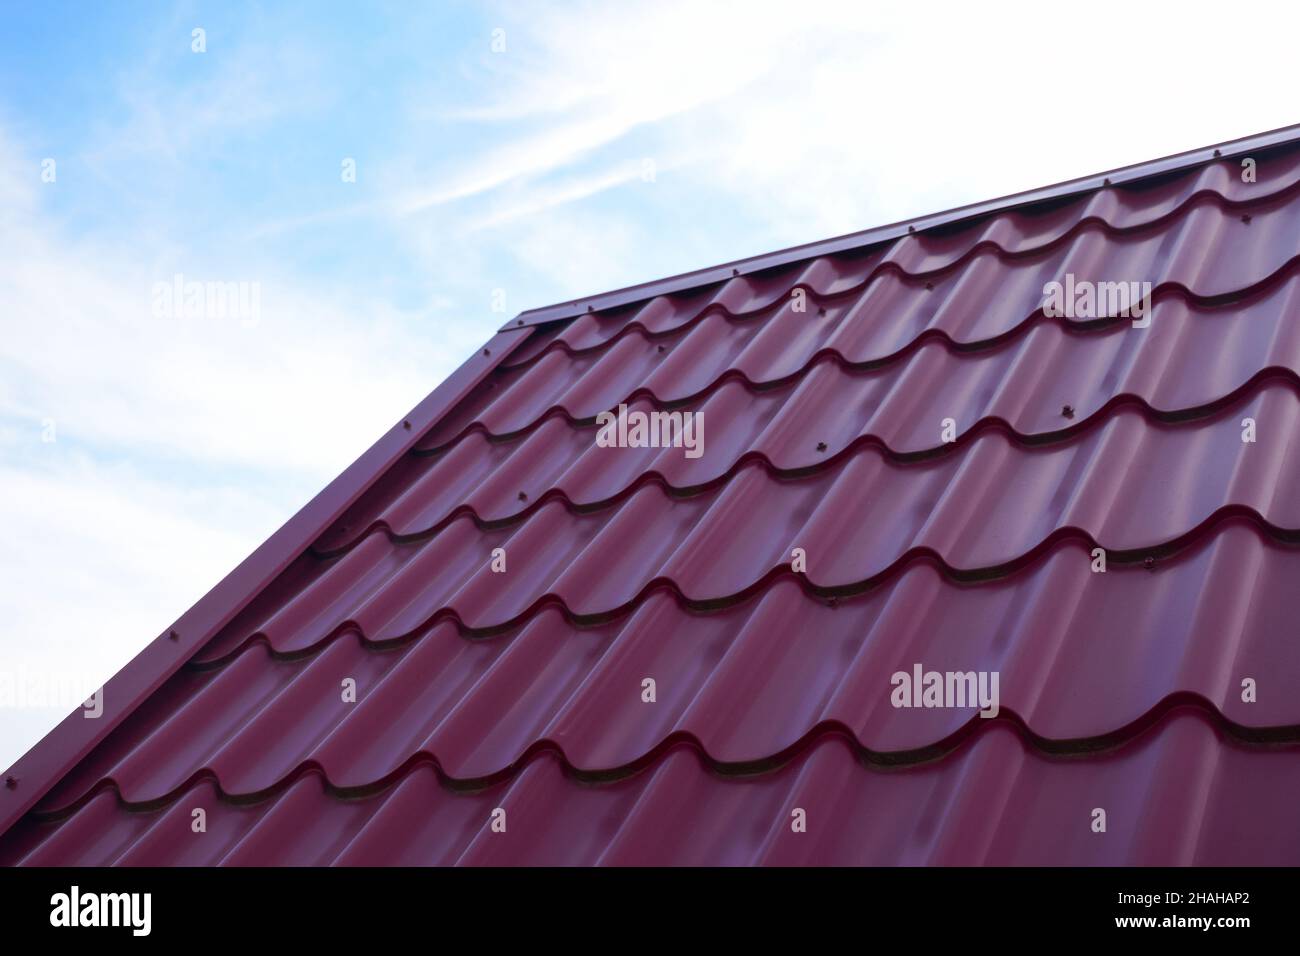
(1, 0), (1297, 768)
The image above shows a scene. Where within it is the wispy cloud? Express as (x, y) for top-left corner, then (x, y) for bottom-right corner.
(410, 0), (1300, 259)
(0, 165), (479, 768)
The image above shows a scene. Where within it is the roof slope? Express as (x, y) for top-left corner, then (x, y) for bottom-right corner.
(5, 127), (1300, 865)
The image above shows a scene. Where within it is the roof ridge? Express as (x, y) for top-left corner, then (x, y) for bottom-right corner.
(506, 122), (1300, 329)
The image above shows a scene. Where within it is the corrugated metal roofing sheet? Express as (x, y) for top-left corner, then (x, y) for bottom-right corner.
(5, 128), (1300, 866)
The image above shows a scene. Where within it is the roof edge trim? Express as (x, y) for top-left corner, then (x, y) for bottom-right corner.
(503, 122), (1300, 330)
(0, 325), (533, 837)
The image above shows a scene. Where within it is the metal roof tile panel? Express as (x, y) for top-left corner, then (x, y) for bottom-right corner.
(22, 521), (1300, 814)
(311, 275), (1300, 551)
(530, 151), (1300, 354)
(7, 129), (1300, 865)
(181, 391), (1300, 664)
(417, 193), (1300, 454)
(7, 712), (1300, 866)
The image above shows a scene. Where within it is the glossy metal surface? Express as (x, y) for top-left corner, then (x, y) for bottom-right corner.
(5, 141), (1300, 866)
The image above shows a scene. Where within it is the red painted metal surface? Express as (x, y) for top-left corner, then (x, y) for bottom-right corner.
(4, 135), (1300, 866)
(4, 712), (1298, 866)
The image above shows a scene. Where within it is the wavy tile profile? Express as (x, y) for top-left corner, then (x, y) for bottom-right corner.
(430, 270), (1300, 446)
(5, 712), (1300, 866)
(181, 389), (1300, 663)
(508, 148), (1300, 360)
(321, 368), (1300, 557)
(417, 191), (1300, 452)
(5, 133), (1300, 866)
(21, 520), (1300, 818)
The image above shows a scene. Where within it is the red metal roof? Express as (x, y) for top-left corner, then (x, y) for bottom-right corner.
(5, 126), (1300, 865)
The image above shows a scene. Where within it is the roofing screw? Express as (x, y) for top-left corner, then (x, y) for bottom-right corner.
(587, 305), (594, 312)
(1241, 214), (1252, 224)
(1213, 149), (1222, 158)
(1143, 556), (1155, 571)
(907, 225), (915, 234)
(924, 281), (934, 291)
(518, 491), (528, 502)
(817, 306), (826, 317)
(657, 344), (666, 353)
(483, 348), (491, 356)
(168, 629), (179, 641)
(1102, 177), (1111, 186)
(816, 441), (827, 452)
(402, 420), (412, 430)
(516, 319), (523, 325)
(4, 776), (15, 789)
(1061, 405), (1075, 419)
(731, 268), (739, 276)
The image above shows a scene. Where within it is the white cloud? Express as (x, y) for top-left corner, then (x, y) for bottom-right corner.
(397, 1), (785, 215)
(465, 160), (652, 231)
(0, 203), (470, 479)
(0, 450), (283, 770)
(411, 0), (1300, 267)
(0, 130), (487, 770)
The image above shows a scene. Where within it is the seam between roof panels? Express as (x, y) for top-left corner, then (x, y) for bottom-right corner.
(431, 252), (1300, 463)
(499, 174), (1300, 373)
(27, 696), (1300, 825)
(318, 372), (1300, 558)
(197, 513), (1300, 669)
(418, 270), (1300, 456)
(489, 256), (1300, 436)
(428, 362), (1300, 460)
